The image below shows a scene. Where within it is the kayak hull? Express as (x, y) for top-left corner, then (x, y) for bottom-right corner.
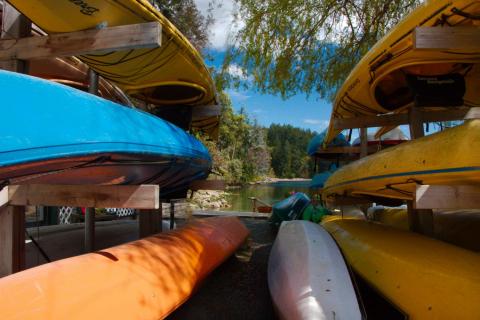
(268, 220), (361, 320)
(0, 216), (249, 320)
(7, 0), (216, 107)
(326, 0), (480, 144)
(323, 120), (480, 201)
(0, 70), (211, 195)
(322, 217), (480, 319)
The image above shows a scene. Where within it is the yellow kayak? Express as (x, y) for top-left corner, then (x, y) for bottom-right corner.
(7, 0), (216, 107)
(325, 0), (480, 144)
(323, 120), (480, 201)
(322, 216), (480, 319)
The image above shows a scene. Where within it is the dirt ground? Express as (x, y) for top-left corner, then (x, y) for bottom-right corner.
(168, 218), (278, 320)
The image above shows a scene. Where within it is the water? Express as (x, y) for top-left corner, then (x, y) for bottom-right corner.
(225, 180), (312, 212)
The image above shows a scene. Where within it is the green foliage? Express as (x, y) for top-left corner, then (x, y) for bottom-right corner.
(198, 92), (272, 184)
(267, 124), (316, 178)
(151, 0), (215, 50)
(222, 0), (420, 99)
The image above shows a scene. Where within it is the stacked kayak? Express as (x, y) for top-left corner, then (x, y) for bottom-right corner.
(0, 70), (211, 195)
(7, 0), (220, 137)
(269, 220), (361, 319)
(352, 127), (408, 147)
(322, 216), (480, 318)
(269, 193), (310, 226)
(324, 0), (480, 145)
(0, 217), (249, 320)
(307, 130), (349, 157)
(323, 120), (480, 202)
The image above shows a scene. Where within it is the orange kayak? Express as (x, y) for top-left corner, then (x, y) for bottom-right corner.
(0, 216), (249, 320)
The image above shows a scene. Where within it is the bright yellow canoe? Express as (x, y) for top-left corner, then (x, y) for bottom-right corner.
(322, 216), (480, 319)
(325, 0), (480, 144)
(323, 120), (480, 201)
(7, 0), (216, 107)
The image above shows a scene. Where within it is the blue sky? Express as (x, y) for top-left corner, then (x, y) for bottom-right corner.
(206, 49), (333, 134)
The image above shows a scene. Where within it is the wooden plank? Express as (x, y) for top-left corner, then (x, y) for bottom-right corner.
(1, 184), (159, 209)
(333, 108), (480, 130)
(192, 210), (269, 218)
(190, 180), (226, 191)
(315, 145), (379, 154)
(415, 185), (480, 209)
(0, 3), (31, 72)
(360, 128), (368, 158)
(325, 196), (373, 207)
(0, 22), (162, 61)
(333, 113), (408, 130)
(414, 26), (480, 50)
(0, 205), (25, 277)
(192, 105), (221, 120)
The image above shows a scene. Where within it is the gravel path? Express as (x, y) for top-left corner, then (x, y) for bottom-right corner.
(168, 218), (278, 320)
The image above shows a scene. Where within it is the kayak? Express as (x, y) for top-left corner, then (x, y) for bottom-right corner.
(0, 216), (249, 320)
(2, 1), (220, 138)
(325, 0), (480, 145)
(0, 3), (131, 106)
(367, 206), (480, 252)
(268, 220), (361, 320)
(351, 127), (408, 147)
(323, 120), (480, 201)
(307, 130), (349, 156)
(7, 0), (217, 107)
(0, 70), (211, 196)
(269, 193), (311, 226)
(322, 216), (480, 319)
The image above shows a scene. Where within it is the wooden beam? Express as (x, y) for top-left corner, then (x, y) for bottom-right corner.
(333, 113), (408, 130)
(0, 22), (162, 61)
(0, 205), (25, 277)
(190, 180), (225, 191)
(192, 105), (221, 120)
(360, 128), (368, 158)
(88, 69), (99, 95)
(0, 184), (160, 209)
(414, 26), (480, 51)
(333, 107), (480, 130)
(138, 209), (162, 238)
(415, 185), (480, 210)
(315, 145), (379, 154)
(0, 3), (31, 72)
(409, 107), (424, 139)
(325, 195), (373, 207)
(84, 207), (95, 253)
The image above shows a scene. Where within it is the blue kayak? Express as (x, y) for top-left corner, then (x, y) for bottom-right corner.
(269, 193), (311, 226)
(307, 130), (349, 156)
(0, 70), (211, 195)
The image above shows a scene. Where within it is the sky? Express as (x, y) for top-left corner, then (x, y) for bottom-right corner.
(194, 0), (333, 134)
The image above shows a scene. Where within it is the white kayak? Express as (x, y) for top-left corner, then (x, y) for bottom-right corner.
(268, 220), (362, 320)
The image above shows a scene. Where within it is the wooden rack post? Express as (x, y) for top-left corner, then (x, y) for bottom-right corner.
(0, 184), (159, 277)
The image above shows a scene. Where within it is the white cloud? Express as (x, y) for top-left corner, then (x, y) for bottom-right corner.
(226, 64), (251, 81)
(227, 89), (251, 101)
(252, 109), (263, 113)
(303, 119), (330, 130)
(195, 0), (238, 49)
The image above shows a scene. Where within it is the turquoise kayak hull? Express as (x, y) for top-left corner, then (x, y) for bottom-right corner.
(0, 70), (211, 196)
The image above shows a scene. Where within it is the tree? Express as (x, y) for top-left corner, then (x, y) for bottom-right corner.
(221, 0), (420, 99)
(151, 0), (215, 50)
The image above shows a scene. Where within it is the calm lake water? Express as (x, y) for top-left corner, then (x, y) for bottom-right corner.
(225, 180), (312, 212)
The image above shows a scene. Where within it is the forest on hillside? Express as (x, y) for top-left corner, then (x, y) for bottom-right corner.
(196, 94), (317, 184)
